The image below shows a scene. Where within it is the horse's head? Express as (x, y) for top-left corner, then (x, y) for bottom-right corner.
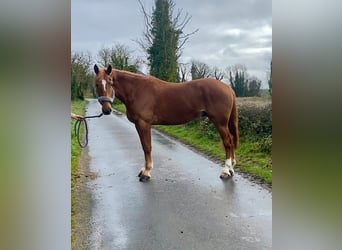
(94, 64), (115, 115)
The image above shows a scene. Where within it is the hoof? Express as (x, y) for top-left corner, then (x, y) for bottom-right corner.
(139, 175), (150, 182)
(220, 172), (232, 180)
(138, 171), (142, 177)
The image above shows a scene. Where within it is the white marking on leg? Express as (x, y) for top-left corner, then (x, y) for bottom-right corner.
(145, 162), (153, 177)
(225, 158), (232, 168)
(101, 80), (107, 91)
(140, 161), (153, 177)
(222, 158), (233, 176)
(228, 157), (235, 175)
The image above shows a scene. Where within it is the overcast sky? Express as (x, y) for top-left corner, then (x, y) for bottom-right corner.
(71, 0), (272, 87)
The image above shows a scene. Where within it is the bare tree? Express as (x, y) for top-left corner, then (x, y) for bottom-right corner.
(191, 60), (211, 79)
(212, 67), (225, 80)
(178, 62), (191, 82)
(246, 76), (261, 97)
(97, 43), (140, 72)
(97, 47), (111, 68)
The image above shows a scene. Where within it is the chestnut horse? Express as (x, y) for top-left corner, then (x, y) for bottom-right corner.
(94, 64), (238, 182)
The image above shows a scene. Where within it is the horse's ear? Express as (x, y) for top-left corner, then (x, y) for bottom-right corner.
(106, 65), (112, 75)
(94, 64), (99, 75)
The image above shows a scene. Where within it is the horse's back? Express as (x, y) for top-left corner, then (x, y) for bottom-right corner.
(154, 78), (234, 120)
(161, 78), (232, 97)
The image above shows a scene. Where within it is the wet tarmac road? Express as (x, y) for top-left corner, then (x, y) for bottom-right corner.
(84, 99), (272, 250)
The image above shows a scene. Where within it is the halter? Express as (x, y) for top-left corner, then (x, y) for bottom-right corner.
(97, 87), (115, 104)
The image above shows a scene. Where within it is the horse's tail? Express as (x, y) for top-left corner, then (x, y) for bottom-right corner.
(228, 97), (239, 150)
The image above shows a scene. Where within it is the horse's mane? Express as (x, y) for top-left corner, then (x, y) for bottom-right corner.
(114, 69), (147, 78)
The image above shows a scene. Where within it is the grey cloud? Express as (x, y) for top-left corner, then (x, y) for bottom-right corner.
(72, 0), (271, 86)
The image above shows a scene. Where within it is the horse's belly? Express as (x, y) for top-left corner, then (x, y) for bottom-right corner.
(152, 111), (200, 125)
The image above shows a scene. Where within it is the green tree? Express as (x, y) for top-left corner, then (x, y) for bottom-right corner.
(227, 65), (261, 97)
(138, 0), (198, 82)
(148, 0), (178, 81)
(246, 76), (261, 97)
(71, 52), (93, 100)
(228, 65), (248, 97)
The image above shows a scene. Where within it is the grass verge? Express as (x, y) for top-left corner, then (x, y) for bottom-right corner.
(71, 100), (87, 244)
(155, 125), (272, 185)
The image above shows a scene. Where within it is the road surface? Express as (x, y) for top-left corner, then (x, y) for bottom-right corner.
(81, 99), (272, 250)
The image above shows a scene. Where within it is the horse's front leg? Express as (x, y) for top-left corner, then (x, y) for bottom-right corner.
(135, 120), (153, 182)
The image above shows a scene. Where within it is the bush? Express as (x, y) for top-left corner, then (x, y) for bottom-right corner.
(198, 118), (220, 140)
(180, 98), (272, 145)
(237, 98), (272, 138)
(256, 135), (272, 154)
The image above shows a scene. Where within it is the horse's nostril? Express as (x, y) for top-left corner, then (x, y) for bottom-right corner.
(102, 108), (112, 115)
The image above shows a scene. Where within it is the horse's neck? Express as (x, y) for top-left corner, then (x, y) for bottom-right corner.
(115, 71), (140, 104)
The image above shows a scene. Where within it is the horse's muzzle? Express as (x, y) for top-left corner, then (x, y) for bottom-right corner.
(102, 107), (112, 115)
(97, 88), (115, 115)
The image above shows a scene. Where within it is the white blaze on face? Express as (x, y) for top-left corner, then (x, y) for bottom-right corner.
(101, 79), (107, 92)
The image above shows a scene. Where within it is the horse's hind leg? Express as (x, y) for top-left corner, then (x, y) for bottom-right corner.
(135, 120), (153, 182)
(214, 122), (235, 179)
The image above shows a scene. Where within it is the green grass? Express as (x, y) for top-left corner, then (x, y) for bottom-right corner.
(71, 100), (87, 244)
(71, 100), (86, 184)
(155, 124), (272, 185)
(234, 137), (272, 183)
(113, 101), (272, 185)
(113, 102), (126, 113)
